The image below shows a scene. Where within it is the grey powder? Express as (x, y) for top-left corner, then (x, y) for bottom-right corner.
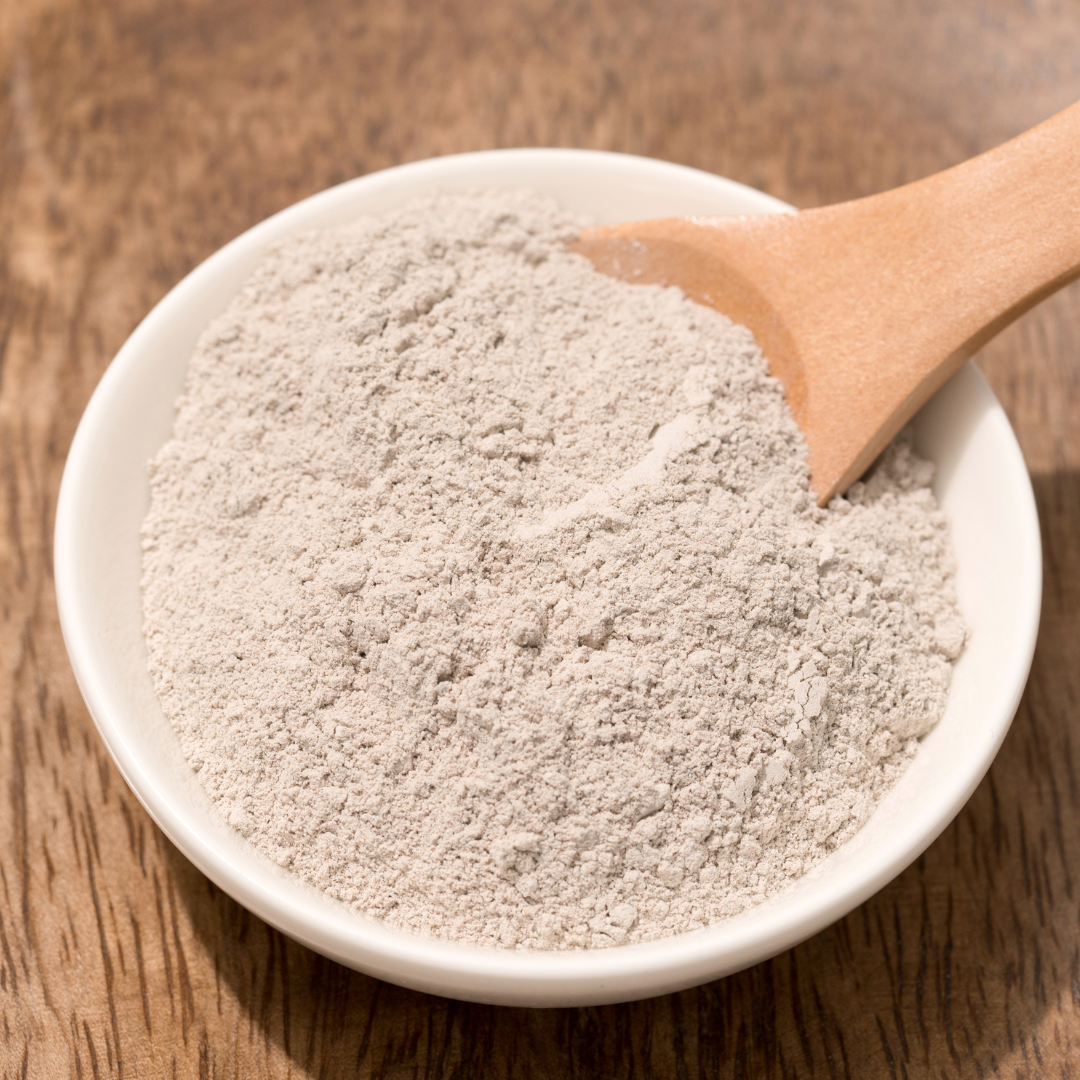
(141, 191), (965, 949)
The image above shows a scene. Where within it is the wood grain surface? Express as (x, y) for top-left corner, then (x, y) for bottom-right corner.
(2, 1), (1079, 1076)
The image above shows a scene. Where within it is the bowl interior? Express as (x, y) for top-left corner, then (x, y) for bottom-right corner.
(54, 149), (1041, 1006)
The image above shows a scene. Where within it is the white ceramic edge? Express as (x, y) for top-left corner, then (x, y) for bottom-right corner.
(54, 148), (1042, 1006)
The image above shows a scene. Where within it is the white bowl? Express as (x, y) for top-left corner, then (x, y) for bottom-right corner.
(54, 149), (1041, 1006)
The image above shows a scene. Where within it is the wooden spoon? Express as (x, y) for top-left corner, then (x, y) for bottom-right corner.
(572, 102), (1080, 505)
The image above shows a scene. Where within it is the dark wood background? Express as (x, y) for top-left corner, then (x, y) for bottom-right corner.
(2, 1), (1079, 1075)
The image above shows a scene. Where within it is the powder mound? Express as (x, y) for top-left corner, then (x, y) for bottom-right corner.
(141, 191), (966, 949)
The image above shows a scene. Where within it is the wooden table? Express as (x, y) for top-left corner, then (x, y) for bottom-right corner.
(2, 1), (1079, 1075)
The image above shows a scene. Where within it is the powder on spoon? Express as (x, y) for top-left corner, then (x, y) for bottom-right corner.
(141, 190), (965, 949)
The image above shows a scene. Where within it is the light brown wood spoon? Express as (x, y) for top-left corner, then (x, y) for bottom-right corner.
(572, 102), (1080, 505)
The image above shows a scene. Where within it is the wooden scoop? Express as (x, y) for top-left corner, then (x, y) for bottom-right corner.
(572, 102), (1080, 505)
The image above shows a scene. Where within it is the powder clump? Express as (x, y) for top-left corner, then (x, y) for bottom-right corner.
(141, 191), (965, 949)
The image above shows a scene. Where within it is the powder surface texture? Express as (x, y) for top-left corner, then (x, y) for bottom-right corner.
(142, 191), (966, 949)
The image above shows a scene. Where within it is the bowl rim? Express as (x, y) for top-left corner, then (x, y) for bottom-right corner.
(54, 147), (1042, 1005)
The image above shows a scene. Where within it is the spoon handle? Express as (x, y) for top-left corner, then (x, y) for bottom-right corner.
(576, 101), (1080, 503)
(847, 98), (1080, 381)
(791, 99), (1080, 498)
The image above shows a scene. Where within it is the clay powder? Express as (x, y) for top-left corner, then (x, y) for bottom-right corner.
(141, 191), (966, 949)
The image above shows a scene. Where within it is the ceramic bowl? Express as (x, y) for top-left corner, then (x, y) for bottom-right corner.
(54, 149), (1041, 1006)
